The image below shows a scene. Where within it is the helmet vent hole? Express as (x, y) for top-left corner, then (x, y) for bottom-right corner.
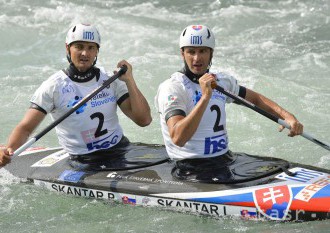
(72, 26), (76, 32)
(182, 29), (187, 37)
(207, 29), (211, 39)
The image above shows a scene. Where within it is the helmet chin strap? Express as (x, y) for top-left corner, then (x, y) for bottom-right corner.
(92, 56), (98, 66)
(66, 54), (72, 64)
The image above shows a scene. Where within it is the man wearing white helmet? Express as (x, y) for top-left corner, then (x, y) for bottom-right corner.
(0, 23), (151, 168)
(155, 25), (303, 181)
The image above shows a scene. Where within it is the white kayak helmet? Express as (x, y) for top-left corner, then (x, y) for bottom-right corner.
(179, 25), (215, 50)
(66, 23), (101, 48)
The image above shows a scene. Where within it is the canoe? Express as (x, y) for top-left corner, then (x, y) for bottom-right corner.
(3, 143), (330, 221)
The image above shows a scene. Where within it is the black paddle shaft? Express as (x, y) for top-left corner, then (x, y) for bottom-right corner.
(35, 65), (128, 140)
(214, 85), (279, 123)
(213, 84), (330, 151)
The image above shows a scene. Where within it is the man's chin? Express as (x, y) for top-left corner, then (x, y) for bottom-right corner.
(192, 70), (205, 76)
(190, 66), (207, 74)
(76, 64), (91, 72)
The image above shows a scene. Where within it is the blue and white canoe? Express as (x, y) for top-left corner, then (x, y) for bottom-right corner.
(4, 143), (330, 221)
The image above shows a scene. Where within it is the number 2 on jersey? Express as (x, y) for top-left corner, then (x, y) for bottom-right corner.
(210, 105), (224, 132)
(90, 112), (108, 138)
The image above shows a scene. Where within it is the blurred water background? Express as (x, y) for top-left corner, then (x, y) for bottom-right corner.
(0, 0), (329, 232)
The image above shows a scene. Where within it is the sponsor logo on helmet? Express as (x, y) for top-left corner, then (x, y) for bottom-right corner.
(83, 30), (94, 41)
(192, 25), (203, 31)
(190, 35), (202, 45)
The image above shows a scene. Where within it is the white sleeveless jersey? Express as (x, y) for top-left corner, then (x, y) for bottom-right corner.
(30, 67), (128, 155)
(155, 71), (240, 160)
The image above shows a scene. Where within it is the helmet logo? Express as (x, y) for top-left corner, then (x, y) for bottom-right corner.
(192, 25), (202, 31)
(83, 30), (94, 41)
(180, 25), (214, 49)
(190, 35), (202, 45)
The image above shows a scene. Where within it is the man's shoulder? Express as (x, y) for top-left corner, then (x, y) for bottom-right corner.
(170, 71), (185, 79)
(42, 70), (68, 86)
(97, 66), (107, 75)
(159, 73), (184, 89)
(211, 70), (234, 79)
(212, 70), (238, 85)
(97, 67), (120, 84)
(163, 71), (188, 84)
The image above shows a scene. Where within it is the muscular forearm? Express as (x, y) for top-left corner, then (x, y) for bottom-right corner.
(6, 125), (31, 151)
(245, 88), (303, 136)
(124, 78), (152, 126)
(0, 124), (32, 167)
(6, 108), (45, 151)
(169, 96), (209, 147)
(169, 74), (215, 146)
(253, 93), (294, 120)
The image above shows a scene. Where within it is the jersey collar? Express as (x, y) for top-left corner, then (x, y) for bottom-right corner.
(64, 63), (100, 83)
